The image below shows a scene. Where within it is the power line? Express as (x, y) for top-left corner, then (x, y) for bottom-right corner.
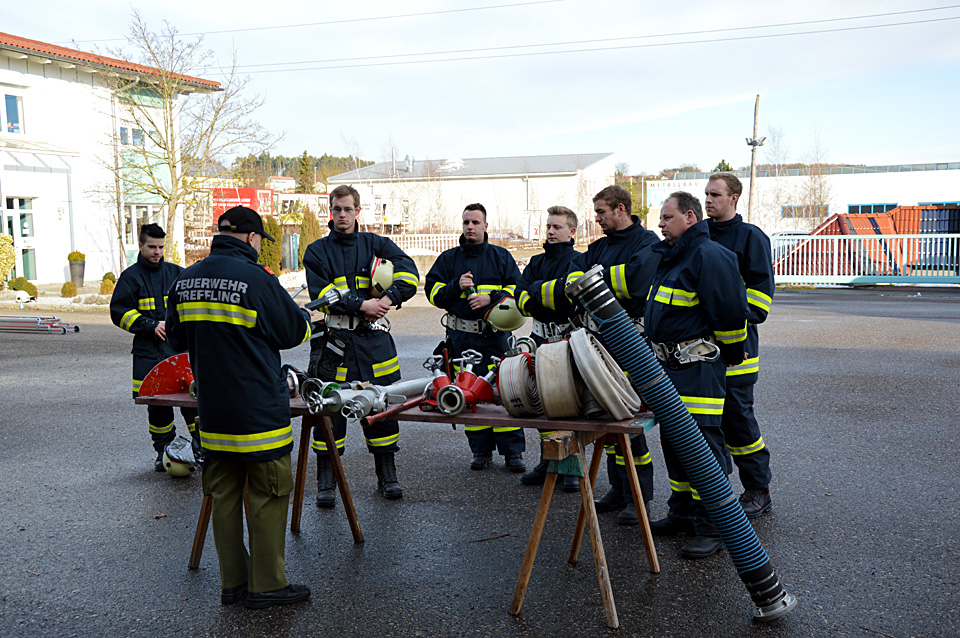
(67, 0), (569, 44)
(224, 4), (960, 70)
(202, 14), (960, 75)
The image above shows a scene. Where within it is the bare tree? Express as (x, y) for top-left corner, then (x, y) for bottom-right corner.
(99, 10), (277, 261)
(801, 128), (834, 228)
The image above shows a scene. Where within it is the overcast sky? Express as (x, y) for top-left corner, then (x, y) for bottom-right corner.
(6, 0), (960, 174)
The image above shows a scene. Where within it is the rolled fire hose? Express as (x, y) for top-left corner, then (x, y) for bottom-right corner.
(497, 353), (543, 417)
(568, 328), (643, 420)
(535, 339), (582, 418)
(566, 265), (797, 622)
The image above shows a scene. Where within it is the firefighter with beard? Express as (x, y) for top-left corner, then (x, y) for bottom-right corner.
(425, 203), (525, 472)
(536, 186), (659, 526)
(303, 185), (419, 507)
(110, 223), (197, 471)
(514, 205), (581, 492)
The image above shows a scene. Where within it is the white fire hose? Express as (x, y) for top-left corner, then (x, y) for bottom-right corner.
(568, 328), (643, 420)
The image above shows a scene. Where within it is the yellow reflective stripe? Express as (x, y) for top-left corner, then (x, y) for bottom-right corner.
(177, 302), (257, 328)
(727, 356), (759, 376)
(372, 356), (399, 378)
(517, 290), (531, 314)
(317, 283), (335, 298)
(335, 367), (348, 382)
(355, 276), (371, 288)
(653, 286), (699, 307)
(201, 425), (293, 453)
(680, 395), (724, 415)
(120, 309), (141, 331)
(312, 436), (346, 452)
(670, 479), (692, 493)
(493, 426), (522, 433)
(300, 321), (312, 345)
(714, 321), (748, 344)
(366, 433), (399, 447)
(746, 288), (772, 312)
(537, 430), (558, 440)
(476, 284), (502, 294)
(149, 421), (175, 435)
(394, 271), (419, 286)
(610, 264), (631, 300)
(463, 425), (491, 432)
(333, 276), (349, 291)
(727, 436), (765, 456)
(615, 452), (652, 466)
(503, 284), (517, 296)
(429, 282), (446, 306)
(137, 298), (156, 311)
(132, 378), (142, 393)
(565, 270), (584, 286)
(540, 279), (557, 310)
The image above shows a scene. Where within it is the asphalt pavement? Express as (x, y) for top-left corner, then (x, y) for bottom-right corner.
(0, 287), (958, 637)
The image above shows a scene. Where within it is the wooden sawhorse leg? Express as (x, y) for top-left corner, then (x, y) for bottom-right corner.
(569, 434), (660, 574)
(290, 413), (364, 543)
(188, 480), (251, 570)
(510, 436), (620, 629)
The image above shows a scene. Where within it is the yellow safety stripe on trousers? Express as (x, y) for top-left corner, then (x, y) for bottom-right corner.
(299, 321), (313, 344)
(679, 395), (725, 415)
(714, 321), (748, 344)
(653, 286), (699, 307)
(394, 271), (419, 287)
(670, 480), (702, 500)
(604, 444), (616, 455)
(365, 433), (399, 448)
(463, 425), (492, 432)
(201, 424), (293, 454)
(727, 436), (765, 456)
(726, 356), (759, 377)
(372, 356), (400, 378)
(137, 298), (156, 311)
(540, 279), (558, 310)
(615, 452), (652, 466)
(746, 288), (772, 313)
(429, 281), (446, 306)
(312, 435), (347, 452)
(149, 420), (174, 435)
(187, 420), (197, 433)
(610, 264), (631, 300)
(177, 302), (257, 328)
(132, 378), (143, 393)
(493, 426), (522, 433)
(120, 309), (141, 332)
(517, 289), (531, 314)
(335, 367), (348, 382)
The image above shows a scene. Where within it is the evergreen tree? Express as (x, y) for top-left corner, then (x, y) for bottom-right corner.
(296, 151), (313, 193)
(298, 206), (324, 269)
(257, 216), (282, 274)
(714, 159), (734, 172)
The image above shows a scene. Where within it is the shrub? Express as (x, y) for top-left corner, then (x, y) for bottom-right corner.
(61, 282), (78, 297)
(298, 208), (324, 269)
(8, 276), (27, 291)
(0, 234), (15, 280)
(100, 279), (115, 294)
(68, 251), (86, 262)
(23, 281), (38, 298)
(257, 216), (282, 275)
(102, 271), (117, 283)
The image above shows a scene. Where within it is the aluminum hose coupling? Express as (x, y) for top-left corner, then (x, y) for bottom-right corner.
(564, 265), (618, 321)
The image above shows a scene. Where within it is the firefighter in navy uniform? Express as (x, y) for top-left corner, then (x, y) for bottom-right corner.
(303, 185), (420, 506)
(165, 206), (312, 608)
(626, 191), (748, 559)
(110, 223), (197, 471)
(425, 203), (525, 472)
(537, 186), (659, 526)
(705, 173), (775, 518)
(515, 205), (581, 491)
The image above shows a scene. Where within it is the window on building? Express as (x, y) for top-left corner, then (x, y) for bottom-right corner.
(124, 204), (160, 244)
(781, 205), (829, 219)
(5, 197), (34, 237)
(3, 94), (25, 134)
(918, 201), (960, 207)
(132, 129), (144, 146)
(848, 203), (897, 214)
(120, 127), (129, 145)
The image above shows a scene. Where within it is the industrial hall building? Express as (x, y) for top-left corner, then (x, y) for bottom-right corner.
(0, 32), (220, 284)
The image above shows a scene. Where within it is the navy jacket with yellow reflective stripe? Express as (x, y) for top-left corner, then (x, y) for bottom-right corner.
(541, 217), (659, 319)
(425, 234), (521, 319)
(639, 221), (749, 365)
(165, 235), (312, 462)
(110, 253), (184, 360)
(707, 214), (774, 385)
(303, 221), (419, 313)
(516, 240), (579, 323)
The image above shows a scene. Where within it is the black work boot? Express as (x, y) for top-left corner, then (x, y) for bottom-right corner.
(739, 488), (772, 519)
(505, 454), (525, 473)
(594, 486), (626, 512)
(374, 453), (403, 500)
(561, 473), (580, 493)
(154, 450), (165, 472)
(316, 454), (337, 509)
(521, 443), (549, 485)
(617, 501), (640, 526)
(680, 535), (724, 559)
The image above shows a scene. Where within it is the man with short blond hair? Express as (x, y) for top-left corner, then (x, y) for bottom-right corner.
(705, 173), (775, 518)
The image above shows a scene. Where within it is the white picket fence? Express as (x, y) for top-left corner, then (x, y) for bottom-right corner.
(772, 234), (960, 284)
(387, 234), (460, 254)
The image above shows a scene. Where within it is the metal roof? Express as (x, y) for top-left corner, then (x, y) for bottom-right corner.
(329, 152), (613, 182)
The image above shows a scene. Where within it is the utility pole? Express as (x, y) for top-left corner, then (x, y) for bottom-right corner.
(746, 94), (765, 224)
